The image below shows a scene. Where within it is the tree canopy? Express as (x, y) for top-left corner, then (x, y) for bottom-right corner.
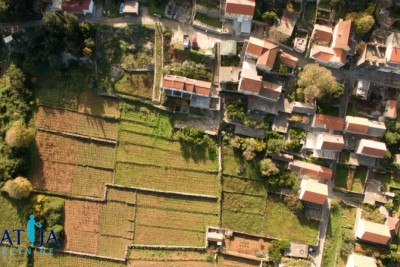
(297, 64), (344, 103)
(262, 11), (279, 25)
(2, 176), (32, 199)
(346, 12), (375, 35)
(260, 158), (279, 177)
(5, 120), (35, 148)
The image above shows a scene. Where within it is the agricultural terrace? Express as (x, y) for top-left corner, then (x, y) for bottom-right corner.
(134, 192), (218, 247)
(219, 255), (260, 267)
(97, 26), (155, 100)
(33, 252), (124, 267)
(64, 190), (135, 258)
(222, 176), (319, 245)
(32, 65), (92, 110)
(78, 90), (121, 118)
(128, 248), (213, 266)
(36, 106), (119, 140)
(33, 131), (116, 197)
(115, 104), (218, 196)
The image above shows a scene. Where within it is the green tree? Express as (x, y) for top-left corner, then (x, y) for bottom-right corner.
(297, 64), (343, 103)
(266, 139), (287, 154)
(346, 12), (374, 35)
(268, 240), (290, 260)
(385, 132), (399, 146)
(5, 120), (35, 148)
(2, 177), (32, 199)
(262, 11), (279, 25)
(260, 158), (279, 177)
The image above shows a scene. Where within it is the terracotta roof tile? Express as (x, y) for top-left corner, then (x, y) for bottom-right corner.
(333, 20), (352, 48)
(312, 24), (333, 44)
(357, 220), (391, 245)
(300, 180), (328, 205)
(320, 133), (344, 151)
(289, 160), (332, 180)
(62, 0), (91, 13)
(389, 47), (400, 63)
(162, 75), (211, 96)
(280, 52), (299, 68)
(314, 114), (345, 131)
(225, 0), (255, 16)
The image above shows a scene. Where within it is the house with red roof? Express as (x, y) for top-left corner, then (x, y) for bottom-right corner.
(305, 132), (344, 159)
(312, 114), (345, 132)
(356, 219), (392, 245)
(386, 216), (400, 236)
(356, 139), (387, 159)
(61, 0), (94, 14)
(288, 160), (333, 180)
(245, 37), (278, 72)
(162, 75), (220, 111)
(238, 62), (282, 102)
(386, 32), (400, 68)
(309, 19), (353, 69)
(280, 52), (299, 69)
(224, 0), (255, 34)
(299, 179), (328, 206)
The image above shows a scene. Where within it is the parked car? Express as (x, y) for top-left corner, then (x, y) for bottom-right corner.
(191, 37), (199, 50)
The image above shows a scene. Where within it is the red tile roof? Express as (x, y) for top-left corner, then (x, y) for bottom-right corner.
(280, 52), (299, 68)
(389, 47), (400, 63)
(62, 0), (91, 13)
(387, 217), (400, 236)
(239, 76), (262, 94)
(314, 114), (345, 131)
(246, 37), (278, 69)
(320, 133), (344, 151)
(333, 20), (352, 48)
(312, 24), (333, 44)
(162, 75), (211, 96)
(289, 160), (333, 180)
(300, 180), (328, 205)
(225, 0), (256, 16)
(311, 46), (346, 64)
(357, 220), (391, 245)
(386, 100), (398, 119)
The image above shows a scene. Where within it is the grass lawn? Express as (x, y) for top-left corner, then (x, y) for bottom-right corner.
(0, 194), (30, 267)
(263, 195), (319, 245)
(78, 90), (121, 118)
(351, 167), (368, 193)
(322, 203), (357, 267)
(222, 146), (262, 180)
(371, 172), (400, 190)
(114, 73), (153, 100)
(334, 164), (349, 189)
(32, 65), (91, 110)
(194, 12), (222, 28)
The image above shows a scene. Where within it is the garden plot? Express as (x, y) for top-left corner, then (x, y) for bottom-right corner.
(97, 26), (155, 99)
(133, 192), (218, 246)
(115, 162), (217, 196)
(35, 131), (116, 169)
(128, 247), (210, 262)
(33, 161), (113, 198)
(33, 252), (124, 267)
(36, 106), (119, 140)
(78, 90), (121, 118)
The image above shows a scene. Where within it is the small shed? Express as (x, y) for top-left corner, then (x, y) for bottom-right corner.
(285, 243), (309, 259)
(206, 231), (224, 242)
(123, 0), (139, 15)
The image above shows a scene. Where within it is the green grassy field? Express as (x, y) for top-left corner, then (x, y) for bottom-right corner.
(115, 162), (218, 195)
(32, 65), (91, 110)
(134, 192), (218, 246)
(263, 195), (319, 245)
(322, 203), (357, 267)
(33, 252), (124, 267)
(0, 194), (29, 266)
(222, 146), (262, 180)
(114, 73), (153, 100)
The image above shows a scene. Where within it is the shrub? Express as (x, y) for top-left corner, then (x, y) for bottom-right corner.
(2, 177), (32, 199)
(260, 158), (279, 177)
(5, 120), (35, 148)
